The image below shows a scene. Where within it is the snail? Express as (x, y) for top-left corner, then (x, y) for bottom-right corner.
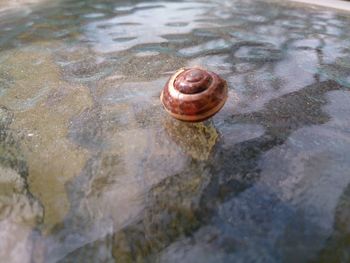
(160, 67), (228, 122)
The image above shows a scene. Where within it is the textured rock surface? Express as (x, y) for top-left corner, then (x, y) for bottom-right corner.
(1, 0), (350, 262)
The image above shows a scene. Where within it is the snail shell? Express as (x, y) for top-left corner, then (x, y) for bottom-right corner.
(160, 68), (228, 122)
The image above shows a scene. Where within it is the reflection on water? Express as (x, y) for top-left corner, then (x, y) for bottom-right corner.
(85, 2), (215, 53)
(0, 0), (350, 262)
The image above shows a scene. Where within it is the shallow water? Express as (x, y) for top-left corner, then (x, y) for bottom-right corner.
(0, 0), (350, 262)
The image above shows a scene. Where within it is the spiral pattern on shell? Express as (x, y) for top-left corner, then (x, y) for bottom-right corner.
(160, 68), (228, 122)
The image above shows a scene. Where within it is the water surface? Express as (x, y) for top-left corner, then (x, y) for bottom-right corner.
(1, 0), (350, 262)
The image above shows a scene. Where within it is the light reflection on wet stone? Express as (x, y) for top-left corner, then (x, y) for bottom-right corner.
(85, 2), (215, 53)
(164, 120), (218, 161)
(1, 0), (350, 262)
(0, 45), (92, 232)
(178, 39), (232, 58)
(233, 42), (282, 62)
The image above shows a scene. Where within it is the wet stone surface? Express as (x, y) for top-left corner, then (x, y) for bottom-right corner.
(0, 0), (350, 262)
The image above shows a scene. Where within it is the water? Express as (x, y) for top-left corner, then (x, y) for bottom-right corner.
(0, 0), (350, 262)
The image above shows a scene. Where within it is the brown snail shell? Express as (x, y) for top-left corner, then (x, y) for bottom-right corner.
(160, 68), (228, 122)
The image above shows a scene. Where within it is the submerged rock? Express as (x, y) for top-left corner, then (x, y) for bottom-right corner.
(164, 120), (218, 161)
(0, 45), (92, 231)
(0, 166), (42, 225)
